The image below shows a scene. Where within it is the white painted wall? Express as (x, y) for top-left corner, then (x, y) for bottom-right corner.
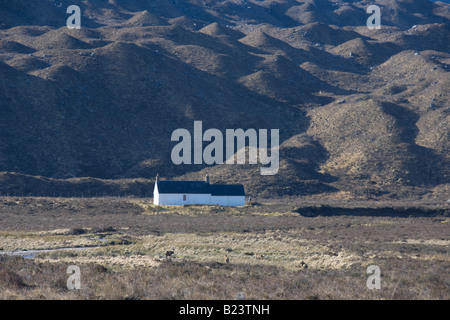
(187, 193), (212, 205)
(153, 184), (159, 205)
(156, 193), (211, 206)
(211, 195), (245, 206)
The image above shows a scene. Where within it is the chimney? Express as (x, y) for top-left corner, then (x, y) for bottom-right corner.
(205, 174), (209, 184)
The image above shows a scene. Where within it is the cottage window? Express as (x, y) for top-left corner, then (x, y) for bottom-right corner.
(183, 195), (186, 201)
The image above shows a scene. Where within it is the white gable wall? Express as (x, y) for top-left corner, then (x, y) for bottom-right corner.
(153, 183), (160, 205)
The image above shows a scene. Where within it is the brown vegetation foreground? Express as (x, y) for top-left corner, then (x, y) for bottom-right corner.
(0, 197), (448, 299)
(0, 252), (448, 300)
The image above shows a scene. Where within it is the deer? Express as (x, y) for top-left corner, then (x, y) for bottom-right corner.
(165, 248), (175, 258)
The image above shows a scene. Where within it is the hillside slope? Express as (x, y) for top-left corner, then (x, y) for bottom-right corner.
(0, 0), (449, 200)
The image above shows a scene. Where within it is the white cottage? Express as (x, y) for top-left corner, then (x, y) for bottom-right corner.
(153, 175), (245, 206)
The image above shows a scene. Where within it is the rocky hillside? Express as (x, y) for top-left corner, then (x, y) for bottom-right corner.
(0, 0), (448, 200)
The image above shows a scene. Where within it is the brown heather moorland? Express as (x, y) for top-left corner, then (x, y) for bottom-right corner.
(0, 197), (448, 299)
(0, 0), (449, 300)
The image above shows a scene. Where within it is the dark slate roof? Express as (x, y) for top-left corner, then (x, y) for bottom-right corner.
(156, 181), (210, 194)
(210, 184), (245, 196)
(156, 181), (245, 196)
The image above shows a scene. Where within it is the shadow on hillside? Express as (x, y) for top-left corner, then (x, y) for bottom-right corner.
(380, 102), (448, 186)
